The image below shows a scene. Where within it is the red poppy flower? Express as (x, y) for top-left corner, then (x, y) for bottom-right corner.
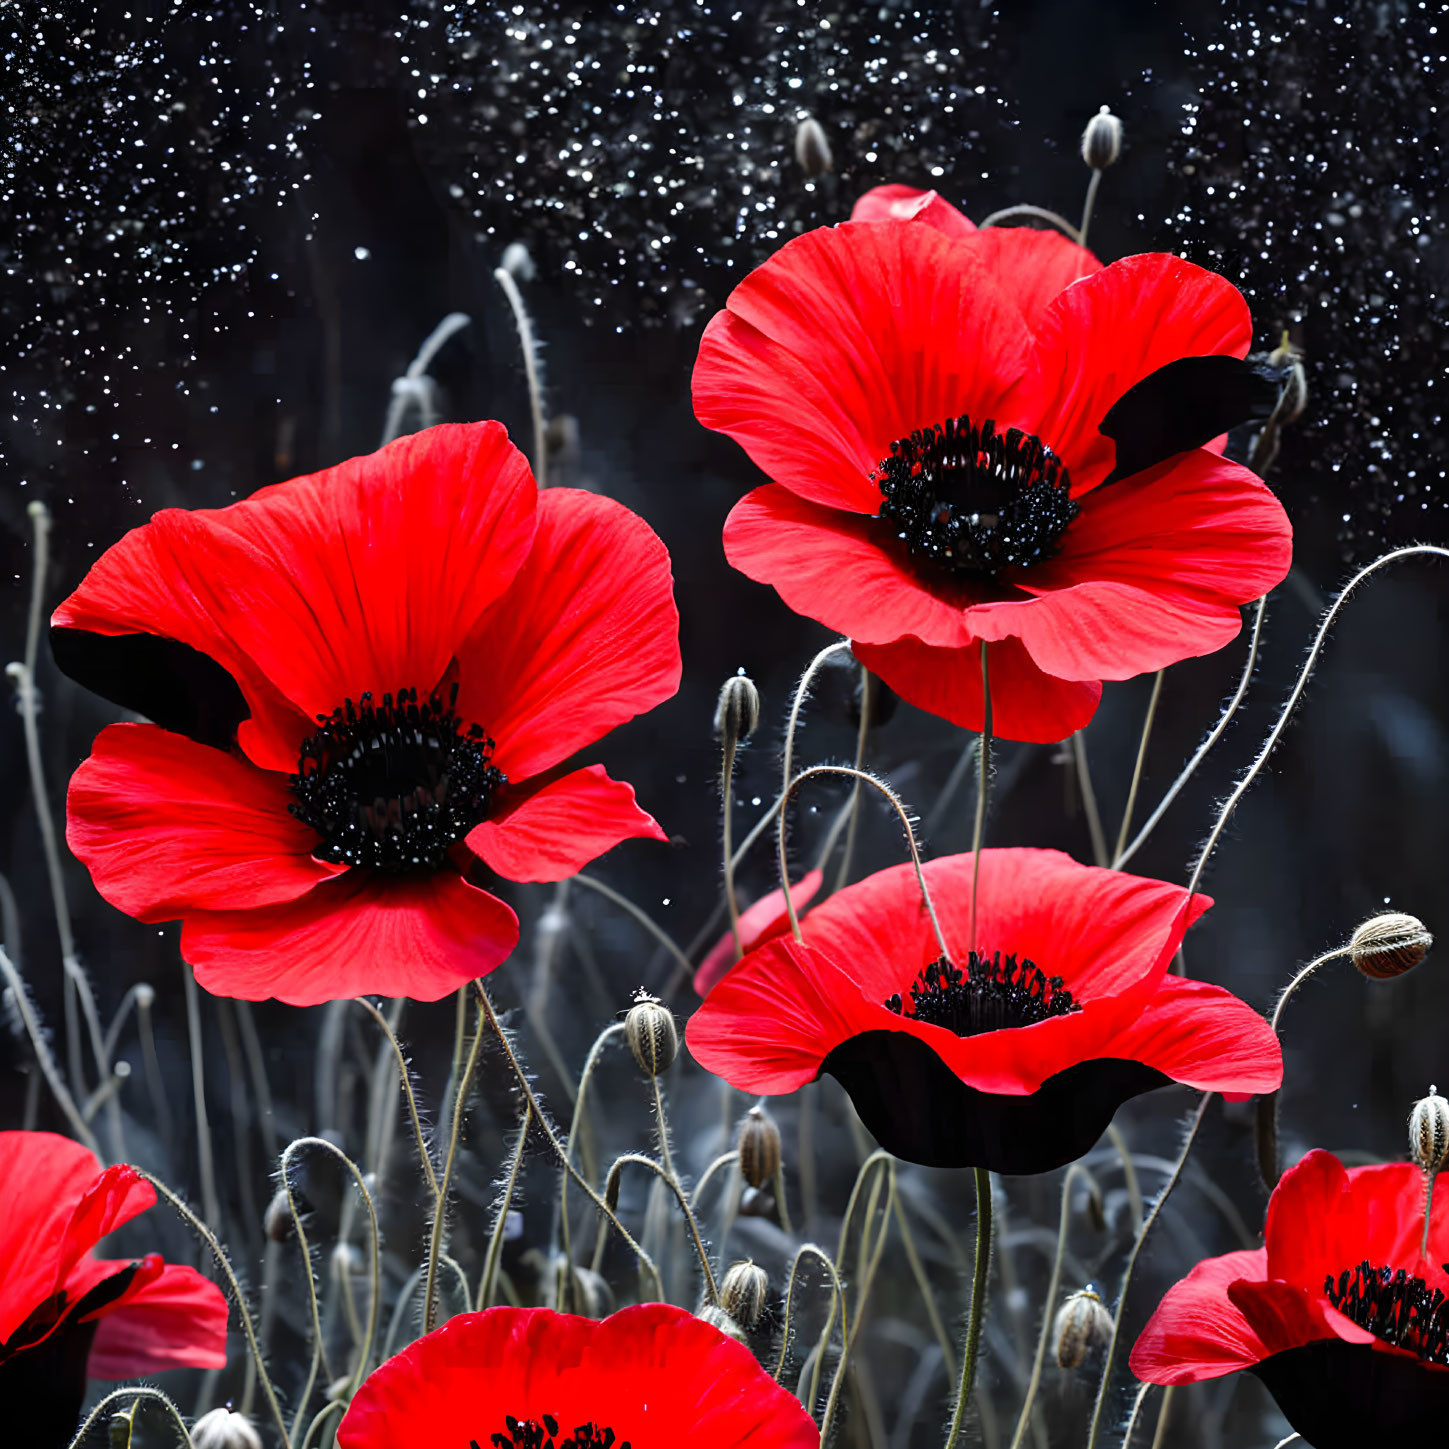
(686, 849), (1280, 1174)
(0, 1131), (227, 1448)
(54, 423), (681, 1004)
(1131, 1149), (1449, 1449)
(693, 194), (1292, 743)
(693, 870), (823, 997)
(336, 1303), (818, 1449)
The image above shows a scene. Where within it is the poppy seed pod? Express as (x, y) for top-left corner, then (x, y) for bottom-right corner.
(1350, 911), (1432, 979)
(737, 1104), (782, 1189)
(192, 1409), (264, 1449)
(715, 673), (761, 745)
(695, 1303), (749, 1342)
(1080, 106), (1123, 170)
(794, 115), (833, 177)
(626, 993), (678, 1076)
(264, 1188), (296, 1243)
(1054, 1287), (1113, 1369)
(720, 1260), (770, 1330)
(1410, 1088), (1449, 1174)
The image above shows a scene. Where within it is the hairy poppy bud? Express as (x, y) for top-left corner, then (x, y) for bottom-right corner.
(625, 993), (678, 1076)
(737, 1104), (781, 1189)
(696, 1304), (749, 1342)
(720, 1260), (770, 1329)
(192, 1409), (264, 1449)
(1054, 1288), (1113, 1369)
(1411, 1089), (1449, 1174)
(1267, 335), (1309, 426)
(794, 115), (833, 177)
(264, 1188), (295, 1243)
(715, 674), (761, 745)
(500, 241), (536, 281)
(1350, 912), (1432, 980)
(1080, 106), (1123, 171)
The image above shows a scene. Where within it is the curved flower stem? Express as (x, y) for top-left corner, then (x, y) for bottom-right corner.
(598, 1152), (719, 1303)
(1148, 1386), (1175, 1449)
(721, 724), (745, 955)
(691, 1150), (739, 1210)
(1114, 598), (1267, 870)
(557, 1021), (626, 1301)
(1078, 169), (1104, 250)
(381, 1254), (472, 1362)
(1113, 671), (1164, 864)
(299, 1401), (346, 1449)
(65, 1386), (193, 1449)
(970, 641), (992, 948)
(480, 1107), (531, 1309)
(182, 963), (223, 1237)
(774, 1243), (844, 1383)
(1009, 1164), (1096, 1449)
(892, 1191), (956, 1384)
(977, 203), (1083, 242)
(1186, 546), (1449, 906)
(944, 1168), (994, 1449)
(1085, 1093), (1212, 1449)
(353, 996), (440, 1201)
(424, 1005), (485, 1333)
(834, 1150), (894, 1347)
(280, 1150), (335, 1442)
(832, 665), (875, 894)
(651, 1076), (678, 1182)
(1070, 731), (1109, 868)
(1117, 1382), (1154, 1448)
(493, 268), (547, 485)
(1254, 944), (1353, 1186)
(134, 1168), (288, 1447)
(0, 947), (98, 1154)
(573, 873), (696, 982)
(473, 981), (663, 1297)
(1106, 1123), (1144, 1233)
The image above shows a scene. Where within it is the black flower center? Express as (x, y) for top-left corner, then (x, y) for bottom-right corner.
(873, 414), (1078, 580)
(289, 683), (505, 873)
(884, 953), (1080, 1037)
(480, 1417), (630, 1449)
(1324, 1260), (1449, 1366)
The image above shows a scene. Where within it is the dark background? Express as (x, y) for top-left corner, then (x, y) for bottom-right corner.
(2, 2), (1447, 1446)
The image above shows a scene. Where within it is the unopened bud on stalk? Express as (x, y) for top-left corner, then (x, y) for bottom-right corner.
(715, 674), (761, 745)
(737, 1104), (781, 1189)
(331, 1241), (364, 1279)
(192, 1409), (264, 1449)
(134, 982), (155, 1010)
(625, 993), (678, 1076)
(1080, 106), (1123, 171)
(1054, 1287), (1113, 1369)
(1350, 912), (1432, 980)
(696, 1303), (749, 1342)
(720, 1260), (770, 1329)
(1268, 334), (1309, 425)
(794, 115), (834, 177)
(264, 1188), (295, 1243)
(1411, 1088), (1449, 1173)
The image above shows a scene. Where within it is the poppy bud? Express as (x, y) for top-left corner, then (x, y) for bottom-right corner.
(1411, 1088), (1449, 1174)
(192, 1409), (264, 1449)
(134, 982), (155, 1010)
(696, 1304), (749, 1342)
(794, 115), (834, 177)
(720, 1260), (770, 1329)
(737, 1104), (782, 1189)
(1350, 912), (1432, 980)
(1080, 106), (1123, 171)
(264, 1188), (295, 1243)
(1054, 1287), (1113, 1369)
(500, 241), (536, 281)
(715, 674), (761, 745)
(1268, 335), (1309, 426)
(625, 993), (678, 1077)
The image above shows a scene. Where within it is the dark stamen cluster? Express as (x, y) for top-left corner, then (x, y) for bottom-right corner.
(481, 1418), (630, 1449)
(289, 683), (504, 873)
(884, 953), (1079, 1038)
(873, 415), (1078, 580)
(1324, 1260), (1449, 1365)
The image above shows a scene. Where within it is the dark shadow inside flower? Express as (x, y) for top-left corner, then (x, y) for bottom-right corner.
(1251, 1338), (1449, 1449)
(686, 849), (1282, 1176)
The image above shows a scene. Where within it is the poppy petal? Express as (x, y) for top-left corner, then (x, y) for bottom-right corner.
(456, 488), (681, 784)
(1129, 1248), (1275, 1384)
(467, 766), (667, 884)
(1100, 974), (1283, 1098)
(694, 871), (825, 997)
(66, 723), (342, 924)
(84, 1263), (229, 1377)
(963, 451), (1292, 682)
(1227, 1278), (1375, 1354)
(53, 423), (538, 773)
(180, 871), (520, 1004)
(849, 184), (977, 236)
(1022, 253), (1254, 492)
(852, 634), (1102, 742)
(694, 220), (1031, 514)
(723, 485), (975, 648)
(957, 226), (1103, 329)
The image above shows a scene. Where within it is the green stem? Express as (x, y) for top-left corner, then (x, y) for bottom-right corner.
(1113, 671), (1164, 865)
(944, 1168), (993, 1449)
